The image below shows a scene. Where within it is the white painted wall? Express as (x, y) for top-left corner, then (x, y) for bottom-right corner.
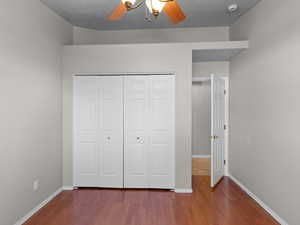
(192, 80), (211, 156)
(0, 1), (73, 224)
(192, 62), (229, 156)
(193, 62), (229, 77)
(230, 0), (300, 224)
(62, 42), (242, 190)
(73, 26), (229, 44)
(63, 43), (193, 189)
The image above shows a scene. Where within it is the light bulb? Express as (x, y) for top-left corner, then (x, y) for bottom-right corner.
(146, 0), (166, 13)
(122, 0), (136, 4)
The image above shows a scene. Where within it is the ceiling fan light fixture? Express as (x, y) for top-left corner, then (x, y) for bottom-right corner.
(121, 0), (136, 4)
(146, 0), (166, 13)
(121, 0), (136, 9)
(108, 0), (186, 24)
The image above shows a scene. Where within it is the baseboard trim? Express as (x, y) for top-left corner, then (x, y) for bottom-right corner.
(62, 186), (74, 190)
(228, 174), (288, 225)
(192, 155), (211, 159)
(175, 188), (193, 193)
(14, 188), (62, 225)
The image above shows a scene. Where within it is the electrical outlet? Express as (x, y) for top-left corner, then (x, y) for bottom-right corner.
(33, 179), (39, 191)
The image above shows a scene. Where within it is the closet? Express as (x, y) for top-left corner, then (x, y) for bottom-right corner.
(73, 75), (175, 189)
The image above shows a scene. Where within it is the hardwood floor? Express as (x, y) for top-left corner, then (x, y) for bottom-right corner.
(192, 158), (210, 176)
(24, 176), (279, 225)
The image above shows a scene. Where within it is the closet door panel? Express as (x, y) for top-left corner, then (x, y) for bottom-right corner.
(74, 76), (123, 188)
(124, 75), (175, 189)
(98, 77), (123, 188)
(74, 77), (99, 186)
(148, 76), (175, 188)
(124, 76), (149, 188)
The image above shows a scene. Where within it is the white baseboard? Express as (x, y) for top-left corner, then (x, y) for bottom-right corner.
(228, 174), (288, 225)
(62, 186), (74, 190)
(14, 188), (62, 225)
(175, 188), (193, 193)
(192, 155), (211, 159)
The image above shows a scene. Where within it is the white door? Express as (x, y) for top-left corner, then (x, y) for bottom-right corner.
(73, 76), (123, 188)
(98, 77), (123, 188)
(148, 75), (175, 189)
(123, 76), (149, 188)
(124, 75), (175, 189)
(210, 74), (226, 187)
(74, 77), (98, 187)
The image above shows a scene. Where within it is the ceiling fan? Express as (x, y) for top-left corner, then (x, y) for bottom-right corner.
(108, 0), (186, 24)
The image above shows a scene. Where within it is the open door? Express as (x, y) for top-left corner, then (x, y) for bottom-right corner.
(210, 74), (226, 188)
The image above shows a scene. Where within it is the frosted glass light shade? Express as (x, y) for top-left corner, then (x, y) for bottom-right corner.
(122, 0), (136, 4)
(146, 0), (166, 12)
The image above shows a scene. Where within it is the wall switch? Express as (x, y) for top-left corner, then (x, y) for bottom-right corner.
(33, 179), (39, 191)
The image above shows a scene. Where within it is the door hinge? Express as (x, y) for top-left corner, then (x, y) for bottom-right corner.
(224, 160), (226, 165)
(224, 124), (227, 130)
(224, 90), (226, 95)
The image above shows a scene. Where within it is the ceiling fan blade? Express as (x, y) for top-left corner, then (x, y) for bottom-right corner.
(108, 2), (127, 20)
(163, 0), (186, 24)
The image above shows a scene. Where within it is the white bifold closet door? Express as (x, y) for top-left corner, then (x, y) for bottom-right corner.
(124, 75), (175, 189)
(73, 76), (123, 188)
(74, 75), (174, 189)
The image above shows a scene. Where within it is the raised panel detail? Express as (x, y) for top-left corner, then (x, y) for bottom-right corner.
(74, 77), (98, 187)
(74, 76), (123, 188)
(124, 75), (175, 189)
(78, 143), (97, 174)
(98, 77), (123, 188)
(148, 76), (175, 189)
(124, 76), (149, 188)
(74, 75), (174, 190)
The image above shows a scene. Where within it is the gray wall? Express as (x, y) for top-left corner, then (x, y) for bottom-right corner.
(63, 44), (193, 189)
(62, 42), (238, 189)
(0, 1), (73, 224)
(73, 26), (229, 44)
(64, 27), (232, 189)
(230, 0), (300, 224)
(192, 62), (229, 156)
(192, 81), (211, 156)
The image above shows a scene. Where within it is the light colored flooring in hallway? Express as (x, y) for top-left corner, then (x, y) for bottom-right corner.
(24, 176), (279, 225)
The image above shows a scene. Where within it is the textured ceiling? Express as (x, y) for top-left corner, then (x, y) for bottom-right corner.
(41, 0), (260, 30)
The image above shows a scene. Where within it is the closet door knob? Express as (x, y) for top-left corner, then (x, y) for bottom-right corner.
(137, 137), (140, 140)
(107, 137), (111, 140)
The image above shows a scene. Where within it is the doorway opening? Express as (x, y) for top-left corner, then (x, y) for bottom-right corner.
(192, 75), (228, 188)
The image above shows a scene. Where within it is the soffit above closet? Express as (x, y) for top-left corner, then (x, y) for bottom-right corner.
(192, 41), (249, 62)
(40, 0), (260, 30)
(193, 48), (245, 62)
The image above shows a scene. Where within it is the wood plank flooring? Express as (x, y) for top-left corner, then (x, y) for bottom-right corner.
(24, 176), (279, 225)
(192, 158), (210, 176)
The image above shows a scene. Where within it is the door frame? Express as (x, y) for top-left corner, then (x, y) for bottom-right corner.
(191, 75), (229, 178)
(72, 73), (176, 189)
